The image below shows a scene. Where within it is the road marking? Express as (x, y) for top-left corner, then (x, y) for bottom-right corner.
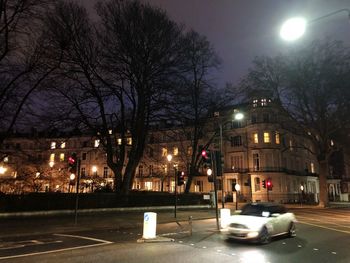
(53, 234), (113, 244)
(299, 221), (350, 234)
(0, 242), (111, 260)
(0, 234), (113, 260)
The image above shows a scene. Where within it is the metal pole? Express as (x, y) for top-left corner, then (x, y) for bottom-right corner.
(74, 159), (81, 225)
(174, 167), (177, 218)
(220, 124), (224, 208)
(213, 160), (220, 230)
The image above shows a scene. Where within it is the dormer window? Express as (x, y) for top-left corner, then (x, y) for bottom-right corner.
(50, 142), (56, 149)
(261, 98), (267, 106)
(253, 99), (258, 107)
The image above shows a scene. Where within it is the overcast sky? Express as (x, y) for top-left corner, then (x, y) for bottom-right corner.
(81, 0), (350, 87)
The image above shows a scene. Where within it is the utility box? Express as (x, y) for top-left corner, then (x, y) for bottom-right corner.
(142, 212), (157, 239)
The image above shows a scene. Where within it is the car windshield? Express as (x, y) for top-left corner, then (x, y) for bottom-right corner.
(240, 204), (270, 217)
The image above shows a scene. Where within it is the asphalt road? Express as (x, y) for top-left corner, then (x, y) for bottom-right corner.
(1, 208), (350, 263)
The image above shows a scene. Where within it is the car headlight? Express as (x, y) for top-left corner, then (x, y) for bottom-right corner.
(247, 231), (259, 238)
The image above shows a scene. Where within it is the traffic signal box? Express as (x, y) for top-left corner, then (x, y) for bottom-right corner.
(262, 178), (273, 190)
(177, 171), (185, 186)
(201, 149), (212, 168)
(68, 152), (77, 173)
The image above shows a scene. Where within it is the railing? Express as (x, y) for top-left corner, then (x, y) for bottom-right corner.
(224, 167), (318, 176)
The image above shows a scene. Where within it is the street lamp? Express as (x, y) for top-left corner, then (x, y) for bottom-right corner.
(234, 183), (241, 210)
(0, 166), (7, 174)
(167, 154), (177, 218)
(280, 9), (350, 41)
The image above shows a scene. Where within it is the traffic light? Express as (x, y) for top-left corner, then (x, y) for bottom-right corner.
(177, 171), (185, 186)
(266, 178), (273, 191)
(68, 152), (77, 173)
(262, 179), (266, 189)
(201, 149), (212, 168)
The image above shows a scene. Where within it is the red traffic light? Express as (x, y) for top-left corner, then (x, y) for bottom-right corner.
(201, 150), (207, 158)
(267, 180), (271, 186)
(68, 156), (76, 165)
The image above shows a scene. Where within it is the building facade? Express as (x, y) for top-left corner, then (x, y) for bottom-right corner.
(1, 95), (349, 204)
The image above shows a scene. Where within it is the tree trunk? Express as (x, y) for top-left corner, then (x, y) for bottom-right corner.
(318, 160), (329, 208)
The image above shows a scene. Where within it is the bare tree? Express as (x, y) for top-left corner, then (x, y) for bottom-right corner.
(238, 39), (350, 207)
(0, 0), (61, 148)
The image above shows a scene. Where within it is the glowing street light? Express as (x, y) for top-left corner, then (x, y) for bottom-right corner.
(0, 166), (7, 174)
(280, 9), (350, 41)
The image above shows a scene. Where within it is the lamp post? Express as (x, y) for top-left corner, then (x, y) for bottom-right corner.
(280, 9), (350, 41)
(48, 161), (54, 192)
(234, 183), (241, 210)
(167, 154), (177, 218)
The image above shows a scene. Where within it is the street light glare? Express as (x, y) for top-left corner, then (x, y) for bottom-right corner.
(280, 17), (307, 41)
(234, 112), (244, 120)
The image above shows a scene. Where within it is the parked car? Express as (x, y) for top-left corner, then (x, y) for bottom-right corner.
(224, 202), (297, 244)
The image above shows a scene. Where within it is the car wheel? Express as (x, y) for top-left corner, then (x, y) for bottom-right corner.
(259, 226), (271, 244)
(288, 222), (296, 237)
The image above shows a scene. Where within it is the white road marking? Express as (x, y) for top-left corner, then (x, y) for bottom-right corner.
(299, 221), (350, 234)
(53, 234), (113, 244)
(0, 234), (113, 260)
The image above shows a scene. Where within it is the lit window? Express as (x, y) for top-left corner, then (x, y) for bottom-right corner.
(94, 139), (100, 148)
(289, 139), (293, 151)
(254, 177), (261, 191)
(117, 138), (122, 145)
(173, 147), (178, 156)
(60, 153), (65, 161)
(108, 129), (113, 135)
(275, 132), (280, 144)
(103, 167), (108, 178)
(50, 153), (55, 162)
(3, 156), (8, 163)
(145, 181), (152, 190)
(253, 99), (258, 107)
(261, 98), (267, 106)
(310, 163), (315, 173)
(60, 142), (66, 149)
(51, 142), (56, 149)
(127, 138), (132, 145)
(253, 133), (259, 143)
(263, 132), (270, 143)
(162, 148), (168, 157)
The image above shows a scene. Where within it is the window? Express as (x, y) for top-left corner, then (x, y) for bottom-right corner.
(231, 136), (242, 147)
(117, 138), (122, 145)
(253, 153), (260, 171)
(253, 99), (258, 107)
(3, 156), (8, 163)
(60, 142), (66, 149)
(51, 142), (56, 149)
(254, 177), (261, 191)
(94, 139), (100, 148)
(49, 153), (55, 162)
(253, 133), (259, 143)
(231, 155), (243, 171)
(263, 132), (270, 143)
(261, 98), (267, 106)
(127, 137), (132, 145)
(83, 141), (88, 147)
(145, 182), (152, 190)
(195, 180), (203, 192)
(310, 163), (315, 173)
(173, 147), (178, 156)
(60, 153), (65, 162)
(108, 129), (113, 135)
(289, 139), (293, 151)
(162, 148), (168, 157)
(103, 167), (108, 178)
(139, 165), (144, 177)
(81, 167), (86, 177)
(82, 152), (87, 160)
(275, 132), (280, 144)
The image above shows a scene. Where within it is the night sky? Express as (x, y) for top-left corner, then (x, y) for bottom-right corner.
(81, 0), (350, 87)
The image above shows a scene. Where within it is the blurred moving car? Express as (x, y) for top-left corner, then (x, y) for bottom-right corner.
(224, 202), (297, 244)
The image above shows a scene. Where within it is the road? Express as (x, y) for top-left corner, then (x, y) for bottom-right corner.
(1, 207), (350, 263)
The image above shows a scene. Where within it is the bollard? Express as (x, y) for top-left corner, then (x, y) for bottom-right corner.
(188, 216), (193, 236)
(220, 208), (231, 229)
(142, 212), (157, 239)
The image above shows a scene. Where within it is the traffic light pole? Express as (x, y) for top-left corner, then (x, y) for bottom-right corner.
(74, 159), (81, 225)
(174, 167), (177, 219)
(219, 124), (225, 208)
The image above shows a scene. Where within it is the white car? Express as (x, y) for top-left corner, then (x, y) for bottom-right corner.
(224, 202), (297, 244)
